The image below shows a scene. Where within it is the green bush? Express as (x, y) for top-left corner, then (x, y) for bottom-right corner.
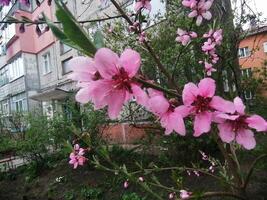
(122, 193), (146, 200)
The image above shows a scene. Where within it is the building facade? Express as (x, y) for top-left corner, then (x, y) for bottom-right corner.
(238, 25), (267, 99)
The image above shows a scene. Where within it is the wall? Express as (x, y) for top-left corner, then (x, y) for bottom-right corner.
(239, 32), (267, 69)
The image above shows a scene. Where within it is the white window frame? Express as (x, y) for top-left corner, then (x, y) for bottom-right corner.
(263, 42), (267, 53)
(222, 70), (229, 92)
(238, 47), (251, 58)
(241, 68), (252, 78)
(11, 93), (27, 113)
(1, 100), (9, 116)
(8, 57), (24, 81)
(244, 90), (253, 100)
(42, 52), (52, 75)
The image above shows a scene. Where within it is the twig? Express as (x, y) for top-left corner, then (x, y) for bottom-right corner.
(109, 0), (179, 90)
(0, 15), (123, 25)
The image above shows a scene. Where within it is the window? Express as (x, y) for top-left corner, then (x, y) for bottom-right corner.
(263, 42), (267, 53)
(2, 23), (16, 44)
(62, 57), (73, 75)
(9, 57), (24, 81)
(60, 42), (72, 54)
(42, 53), (51, 74)
(238, 47), (250, 58)
(1, 100), (9, 115)
(11, 93), (27, 112)
(222, 70), (229, 92)
(241, 68), (252, 78)
(244, 90), (253, 100)
(42, 101), (53, 118)
(0, 66), (9, 86)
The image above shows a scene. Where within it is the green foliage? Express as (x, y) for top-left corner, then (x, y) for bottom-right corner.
(44, 0), (97, 56)
(80, 187), (103, 200)
(122, 192), (146, 200)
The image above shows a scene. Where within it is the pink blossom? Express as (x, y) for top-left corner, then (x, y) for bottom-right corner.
(202, 29), (223, 64)
(0, 0), (11, 5)
(182, 78), (235, 136)
(182, 0), (214, 26)
(123, 180), (129, 188)
(180, 190), (191, 199)
(209, 165), (214, 173)
(204, 61), (216, 76)
(138, 176), (144, 182)
(129, 22), (140, 32)
(147, 91), (189, 136)
(215, 97), (266, 150)
(168, 192), (176, 199)
(69, 144), (87, 169)
(69, 48), (147, 119)
(138, 31), (147, 43)
(176, 28), (197, 46)
(134, 0), (151, 12)
(193, 170), (200, 176)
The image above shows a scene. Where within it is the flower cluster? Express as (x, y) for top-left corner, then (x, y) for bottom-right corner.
(202, 29), (223, 63)
(200, 29), (223, 76)
(215, 97), (266, 149)
(176, 28), (198, 46)
(70, 54), (267, 149)
(69, 144), (87, 169)
(68, 48), (147, 119)
(182, 0), (214, 26)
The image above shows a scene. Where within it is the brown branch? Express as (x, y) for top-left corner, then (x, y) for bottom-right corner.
(134, 77), (181, 98)
(109, 0), (179, 90)
(0, 14), (124, 25)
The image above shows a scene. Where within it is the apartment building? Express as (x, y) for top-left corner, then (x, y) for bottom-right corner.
(238, 25), (267, 99)
(0, 0), (103, 118)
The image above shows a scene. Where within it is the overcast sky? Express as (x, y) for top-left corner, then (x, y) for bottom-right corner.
(248, 0), (267, 18)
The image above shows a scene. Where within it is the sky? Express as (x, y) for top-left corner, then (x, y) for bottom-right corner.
(248, 0), (267, 18)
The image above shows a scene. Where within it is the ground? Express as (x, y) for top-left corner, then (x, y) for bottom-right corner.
(0, 152), (267, 200)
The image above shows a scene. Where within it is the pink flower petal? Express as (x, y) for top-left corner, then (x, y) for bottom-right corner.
(172, 111), (186, 136)
(198, 78), (215, 98)
(202, 11), (212, 20)
(131, 84), (148, 106)
(218, 123), (235, 143)
(175, 105), (191, 118)
(148, 95), (169, 116)
(134, 2), (143, 12)
(188, 10), (198, 18)
(182, 82), (199, 105)
(233, 97), (245, 115)
(196, 15), (203, 26)
(144, 1), (152, 11)
(194, 111), (212, 137)
(75, 87), (92, 104)
(68, 56), (96, 74)
(106, 89), (126, 119)
(236, 129), (256, 150)
(119, 49), (141, 78)
(210, 96), (235, 113)
(94, 48), (119, 79)
(246, 115), (266, 132)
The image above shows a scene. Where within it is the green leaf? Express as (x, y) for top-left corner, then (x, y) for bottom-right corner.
(93, 30), (104, 49)
(43, 14), (86, 53)
(55, 0), (97, 56)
